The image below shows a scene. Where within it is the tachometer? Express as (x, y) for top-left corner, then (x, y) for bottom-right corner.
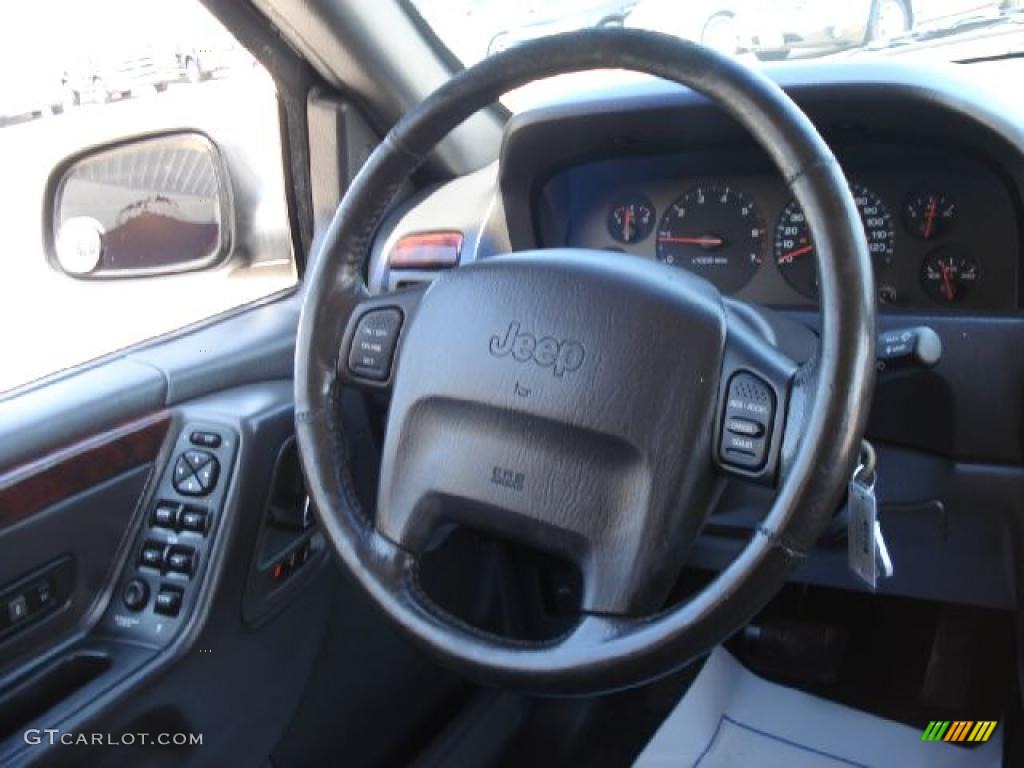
(774, 183), (896, 300)
(655, 184), (764, 294)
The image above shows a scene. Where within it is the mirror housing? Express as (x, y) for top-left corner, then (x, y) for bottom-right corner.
(49, 132), (232, 278)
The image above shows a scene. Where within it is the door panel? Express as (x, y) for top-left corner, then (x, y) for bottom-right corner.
(0, 412), (170, 530)
(0, 372), (332, 766)
(0, 466), (154, 673)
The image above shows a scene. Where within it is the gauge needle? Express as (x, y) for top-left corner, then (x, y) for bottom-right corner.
(657, 235), (725, 248)
(923, 199), (938, 239)
(941, 262), (956, 301)
(777, 244), (814, 263)
(623, 208), (633, 241)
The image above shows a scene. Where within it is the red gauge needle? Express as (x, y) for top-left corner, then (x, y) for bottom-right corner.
(941, 263), (956, 301)
(623, 208), (634, 241)
(777, 244), (814, 263)
(657, 235), (725, 247)
(923, 199), (938, 239)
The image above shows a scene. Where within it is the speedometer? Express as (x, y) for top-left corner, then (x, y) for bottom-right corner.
(655, 184), (764, 294)
(774, 183), (895, 300)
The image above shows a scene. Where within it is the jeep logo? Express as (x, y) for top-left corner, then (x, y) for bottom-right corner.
(488, 321), (585, 377)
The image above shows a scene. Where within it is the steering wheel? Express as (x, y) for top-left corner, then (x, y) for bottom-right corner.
(295, 28), (876, 695)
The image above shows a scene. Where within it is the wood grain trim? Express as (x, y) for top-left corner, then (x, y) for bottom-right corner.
(0, 411), (172, 532)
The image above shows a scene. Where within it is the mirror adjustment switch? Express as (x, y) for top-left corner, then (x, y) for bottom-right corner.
(173, 459), (192, 484)
(196, 458), (219, 492)
(180, 475), (203, 495)
(184, 450), (211, 471)
(719, 372), (775, 471)
(154, 586), (184, 617)
(173, 450), (218, 496)
(348, 308), (403, 381)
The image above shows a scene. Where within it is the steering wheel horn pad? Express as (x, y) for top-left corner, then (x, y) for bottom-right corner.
(295, 28), (876, 694)
(380, 250), (729, 616)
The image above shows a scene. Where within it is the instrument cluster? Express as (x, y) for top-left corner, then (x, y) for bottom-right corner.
(545, 147), (1018, 312)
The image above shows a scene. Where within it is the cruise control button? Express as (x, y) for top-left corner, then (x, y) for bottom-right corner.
(725, 417), (765, 438)
(719, 372), (775, 472)
(347, 308), (403, 381)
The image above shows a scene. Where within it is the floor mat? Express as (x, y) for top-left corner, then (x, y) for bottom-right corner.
(634, 647), (1003, 767)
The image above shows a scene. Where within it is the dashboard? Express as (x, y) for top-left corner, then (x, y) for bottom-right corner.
(538, 145), (1020, 312)
(365, 62), (1024, 609)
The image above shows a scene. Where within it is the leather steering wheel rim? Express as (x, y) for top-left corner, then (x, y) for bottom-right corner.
(295, 28), (876, 695)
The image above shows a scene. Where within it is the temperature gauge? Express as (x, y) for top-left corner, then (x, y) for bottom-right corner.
(903, 191), (957, 240)
(920, 245), (978, 304)
(607, 195), (655, 245)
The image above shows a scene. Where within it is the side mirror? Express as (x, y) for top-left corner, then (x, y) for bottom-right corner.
(49, 132), (232, 278)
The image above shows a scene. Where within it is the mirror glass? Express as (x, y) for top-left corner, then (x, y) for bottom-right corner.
(52, 132), (229, 277)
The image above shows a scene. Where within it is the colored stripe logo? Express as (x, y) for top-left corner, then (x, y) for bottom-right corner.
(921, 721), (997, 743)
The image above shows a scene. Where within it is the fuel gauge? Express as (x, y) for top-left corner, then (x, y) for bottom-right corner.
(607, 195), (655, 245)
(921, 245), (977, 304)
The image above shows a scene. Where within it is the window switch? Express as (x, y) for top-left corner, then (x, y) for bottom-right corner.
(152, 502), (179, 529)
(181, 508), (208, 534)
(139, 541), (165, 570)
(166, 546), (197, 576)
(154, 586), (183, 617)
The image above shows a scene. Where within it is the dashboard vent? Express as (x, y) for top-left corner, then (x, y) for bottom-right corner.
(388, 231), (462, 270)
(385, 231), (462, 291)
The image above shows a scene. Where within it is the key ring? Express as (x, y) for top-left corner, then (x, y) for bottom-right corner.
(853, 440), (877, 489)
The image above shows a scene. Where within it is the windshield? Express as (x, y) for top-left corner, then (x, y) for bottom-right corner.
(411, 0), (1024, 109)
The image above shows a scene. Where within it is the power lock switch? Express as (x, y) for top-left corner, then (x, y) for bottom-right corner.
(720, 372), (775, 471)
(190, 431), (221, 448)
(347, 308), (403, 381)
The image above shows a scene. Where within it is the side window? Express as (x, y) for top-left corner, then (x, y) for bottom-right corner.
(0, 1), (296, 394)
